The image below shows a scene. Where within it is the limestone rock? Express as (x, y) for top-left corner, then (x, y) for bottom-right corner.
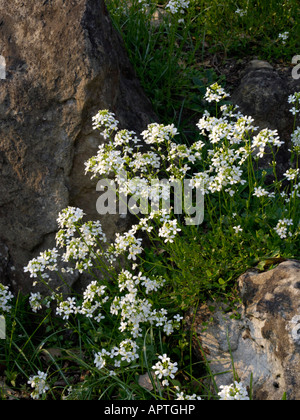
(0, 0), (156, 292)
(187, 260), (300, 400)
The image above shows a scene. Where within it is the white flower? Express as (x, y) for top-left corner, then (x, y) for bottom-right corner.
(141, 123), (178, 144)
(218, 381), (250, 400)
(152, 354), (178, 380)
(165, 0), (190, 15)
(233, 225), (243, 234)
(278, 32), (289, 44)
(56, 297), (78, 320)
(284, 168), (299, 181)
(24, 248), (59, 279)
(94, 349), (111, 370)
(92, 110), (119, 138)
(57, 207), (85, 230)
(291, 127), (300, 150)
(112, 339), (140, 363)
(114, 129), (140, 146)
(274, 218), (293, 239)
(176, 391), (202, 400)
(29, 292), (43, 313)
(204, 83), (230, 103)
(235, 8), (247, 17)
(252, 128), (284, 158)
(0, 283), (14, 313)
(28, 371), (49, 400)
(288, 93), (300, 115)
(158, 219), (181, 243)
(253, 186), (269, 197)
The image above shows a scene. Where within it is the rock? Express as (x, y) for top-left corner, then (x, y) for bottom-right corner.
(246, 59), (274, 71)
(231, 60), (300, 175)
(187, 260), (300, 400)
(0, 0), (156, 292)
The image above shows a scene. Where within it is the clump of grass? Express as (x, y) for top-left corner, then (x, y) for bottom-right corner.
(105, 0), (299, 125)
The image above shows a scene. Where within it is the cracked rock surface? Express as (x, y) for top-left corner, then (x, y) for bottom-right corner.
(187, 260), (300, 400)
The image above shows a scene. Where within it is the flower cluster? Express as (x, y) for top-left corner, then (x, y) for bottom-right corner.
(28, 371), (49, 400)
(288, 92), (300, 116)
(159, 219), (181, 243)
(92, 109), (119, 139)
(252, 128), (284, 158)
(204, 82), (230, 103)
(253, 186), (269, 198)
(152, 354), (178, 381)
(278, 32), (289, 44)
(0, 283), (14, 314)
(56, 297), (78, 320)
(23, 83), (299, 400)
(284, 168), (299, 181)
(80, 281), (108, 322)
(274, 218), (294, 239)
(94, 339), (140, 371)
(176, 391), (202, 400)
(58, 206), (84, 227)
(141, 122), (178, 144)
(113, 231), (143, 261)
(24, 248), (59, 280)
(55, 282), (108, 322)
(235, 8), (247, 17)
(218, 381), (250, 401)
(165, 0), (190, 16)
(29, 292), (43, 313)
(25, 208), (109, 280)
(291, 127), (300, 151)
(111, 270), (182, 338)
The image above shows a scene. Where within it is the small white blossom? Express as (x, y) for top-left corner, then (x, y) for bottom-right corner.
(28, 371), (49, 400)
(253, 186), (269, 197)
(141, 123), (178, 144)
(274, 218), (293, 239)
(278, 32), (289, 44)
(284, 168), (299, 181)
(176, 391), (202, 400)
(291, 127), (300, 150)
(0, 283), (14, 313)
(235, 8), (247, 17)
(158, 219), (181, 243)
(29, 292), (43, 313)
(288, 93), (300, 115)
(233, 225), (243, 234)
(165, 0), (190, 15)
(204, 83), (230, 103)
(152, 354), (178, 380)
(56, 297), (78, 320)
(218, 381), (250, 400)
(92, 110), (119, 138)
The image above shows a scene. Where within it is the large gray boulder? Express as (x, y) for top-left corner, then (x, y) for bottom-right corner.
(187, 260), (300, 400)
(0, 0), (156, 293)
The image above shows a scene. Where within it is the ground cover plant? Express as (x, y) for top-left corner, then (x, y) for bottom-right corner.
(106, 0), (299, 125)
(0, 0), (299, 401)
